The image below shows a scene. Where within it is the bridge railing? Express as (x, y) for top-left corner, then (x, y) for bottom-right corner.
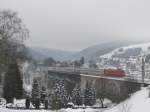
(42, 67), (104, 75)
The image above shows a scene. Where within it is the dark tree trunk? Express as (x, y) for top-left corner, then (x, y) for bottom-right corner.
(100, 99), (104, 108)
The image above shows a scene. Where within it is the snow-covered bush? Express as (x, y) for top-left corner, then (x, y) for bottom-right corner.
(6, 103), (15, 108)
(0, 98), (6, 107)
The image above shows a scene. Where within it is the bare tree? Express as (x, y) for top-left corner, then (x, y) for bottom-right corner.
(0, 10), (29, 67)
(0, 10), (29, 42)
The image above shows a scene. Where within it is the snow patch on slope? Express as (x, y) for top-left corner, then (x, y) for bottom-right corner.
(104, 87), (150, 112)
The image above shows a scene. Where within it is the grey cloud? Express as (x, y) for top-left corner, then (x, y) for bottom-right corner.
(0, 0), (150, 51)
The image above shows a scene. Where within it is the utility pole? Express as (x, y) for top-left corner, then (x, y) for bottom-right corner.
(141, 58), (145, 87)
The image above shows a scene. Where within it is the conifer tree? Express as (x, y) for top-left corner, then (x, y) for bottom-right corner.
(72, 85), (82, 106)
(51, 79), (68, 109)
(40, 86), (47, 103)
(40, 86), (48, 109)
(84, 81), (96, 106)
(31, 79), (40, 109)
(3, 62), (23, 103)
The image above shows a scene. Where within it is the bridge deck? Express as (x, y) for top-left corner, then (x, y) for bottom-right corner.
(42, 67), (150, 84)
(80, 74), (150, 84)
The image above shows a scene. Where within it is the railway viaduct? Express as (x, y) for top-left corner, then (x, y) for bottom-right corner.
(41, 67), (149, 102)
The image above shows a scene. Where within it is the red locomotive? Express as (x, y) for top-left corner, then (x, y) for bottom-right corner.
(104, 69), (125, 77)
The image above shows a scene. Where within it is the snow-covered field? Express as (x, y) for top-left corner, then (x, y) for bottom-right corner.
(105, 87), (150, 112)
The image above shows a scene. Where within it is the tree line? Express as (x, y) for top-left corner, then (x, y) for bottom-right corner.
(29, 79), (100, 109)
(43, 56), (85, 68)
(43, 56), (99, 69)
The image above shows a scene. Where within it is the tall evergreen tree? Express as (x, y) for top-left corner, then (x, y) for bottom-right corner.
(40, 86), (47, 103)
(3, 61), (23, 103)
(51, 79), (68, 109)
(40, 86), (48, 109)
(84, 81), (96, 106)
(72, 85), (82, 106)
(31, 79), (40, 109)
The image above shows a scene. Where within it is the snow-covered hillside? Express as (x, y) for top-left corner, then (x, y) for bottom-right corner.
(104, 87), (150, 112)
(100, 42), (150, 59)
(99, 42), (150, 78)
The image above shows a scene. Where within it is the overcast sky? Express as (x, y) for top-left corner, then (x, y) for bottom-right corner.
(1, 0), (150, 51)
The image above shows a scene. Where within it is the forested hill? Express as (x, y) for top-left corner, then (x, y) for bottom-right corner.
(28, 41), (140, 62)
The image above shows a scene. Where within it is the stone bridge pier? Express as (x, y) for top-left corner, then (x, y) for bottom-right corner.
(46, 70), (142, 103)
(81, 74), (141, 102)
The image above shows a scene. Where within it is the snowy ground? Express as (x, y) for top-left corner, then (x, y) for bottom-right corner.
(104, 87), (150, 112)
(1, 87), (150, 112)
(0, 99), (110, 112)
(0, 108), (106, 112)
